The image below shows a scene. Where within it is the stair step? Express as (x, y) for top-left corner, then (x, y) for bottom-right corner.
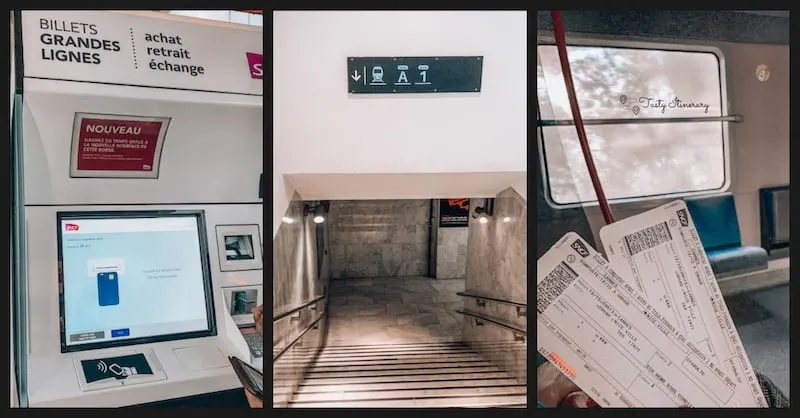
(314, 345), (520, 356)
(276, 356), (495, 375)
(289, 392), (528, 408)
(293, 383), (526, 402)
(282, 339), (527, 409)
(276, 353), (485, 367)
(291, 343), (465, 354)
(308, 341), (466, 349)
(318, 343), (465, 352)
(308, 359), (491, 373)
(295, 377), (521, 393)
(288, 352), (486, 365)
(299, 370), (518, 386)
(283, 349), (483, 362)
(288, 341), (522, 354)
(285, 342), (523, 358)
(303, 364), (502, 379)
(319, 345), (474, 354)
(316, 347), (472, 356)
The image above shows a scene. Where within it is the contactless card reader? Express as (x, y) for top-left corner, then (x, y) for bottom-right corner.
(74, 348), (166, 392)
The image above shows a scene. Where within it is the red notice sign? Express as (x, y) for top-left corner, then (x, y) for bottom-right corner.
(70, 113), (171, 179)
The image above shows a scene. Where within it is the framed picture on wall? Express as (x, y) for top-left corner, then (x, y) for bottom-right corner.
(439, 199), (470, 228)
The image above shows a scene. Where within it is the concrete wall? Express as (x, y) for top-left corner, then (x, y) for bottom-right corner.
(462, 188), (527, 383)
(272, 195), (331, 407)
(436, 228), (468, 279)
(328, 200), (431, 279)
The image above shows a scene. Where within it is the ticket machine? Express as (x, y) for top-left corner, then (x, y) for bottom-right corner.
(11, 11), (262, 407)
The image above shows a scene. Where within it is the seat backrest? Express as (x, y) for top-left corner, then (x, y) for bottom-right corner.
(759, 185), (790, 251)
(771, 188), (791, 243)
(684, 192), (742, 251)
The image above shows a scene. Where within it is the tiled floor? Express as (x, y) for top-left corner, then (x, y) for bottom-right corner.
(327, 276), (465, 345)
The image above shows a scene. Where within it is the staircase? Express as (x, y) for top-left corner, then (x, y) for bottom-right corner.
(285, 341), (527, 408)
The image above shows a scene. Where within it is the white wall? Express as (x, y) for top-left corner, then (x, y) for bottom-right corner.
(273, 22), (295, 238)
(273, 11), (527, 220)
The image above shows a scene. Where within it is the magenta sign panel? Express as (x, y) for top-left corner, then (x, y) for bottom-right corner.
(246, 53), (263, 79)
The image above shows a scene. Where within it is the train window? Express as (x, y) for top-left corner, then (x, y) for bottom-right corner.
(537, 45), (728, 206)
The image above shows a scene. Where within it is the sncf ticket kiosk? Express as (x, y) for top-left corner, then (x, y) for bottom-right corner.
(11, 11), (263, 407)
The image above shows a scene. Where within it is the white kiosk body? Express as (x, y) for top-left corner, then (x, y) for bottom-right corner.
(16, 11), (262, 407)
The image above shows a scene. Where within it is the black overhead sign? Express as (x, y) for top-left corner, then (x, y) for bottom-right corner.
(347, 56), (483, 94)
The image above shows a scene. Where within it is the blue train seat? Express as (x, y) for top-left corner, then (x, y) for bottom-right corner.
(684, 193), (768, 278)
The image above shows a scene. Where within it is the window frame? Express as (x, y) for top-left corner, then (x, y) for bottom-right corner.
(536, 36), (732, 209)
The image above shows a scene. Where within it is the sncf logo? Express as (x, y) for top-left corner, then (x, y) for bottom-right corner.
(676, 209), (689, 227)
(570, 239), (590, 258)
(246, 52), (263, 79)
(65, 223), (80, 231)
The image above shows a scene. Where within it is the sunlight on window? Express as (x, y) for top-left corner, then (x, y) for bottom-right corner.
(169, 10), (262, 27)
(537, 45), (727, 206)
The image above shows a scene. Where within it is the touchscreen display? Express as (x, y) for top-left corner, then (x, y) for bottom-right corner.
(58, 212), (215, 352)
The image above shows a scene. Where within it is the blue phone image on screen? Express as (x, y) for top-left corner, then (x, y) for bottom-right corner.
(97, 272), (120, 306)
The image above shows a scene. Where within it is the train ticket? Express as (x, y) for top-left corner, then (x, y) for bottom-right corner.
(537, 232), (746, 407)
(599, 200), (766, 407)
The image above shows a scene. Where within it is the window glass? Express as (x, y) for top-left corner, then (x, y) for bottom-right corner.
(537, 45), (727, 205)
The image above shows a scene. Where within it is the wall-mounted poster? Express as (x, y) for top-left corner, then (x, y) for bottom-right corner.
(439, 199), (470, 228)
(70, 112), (171, 179)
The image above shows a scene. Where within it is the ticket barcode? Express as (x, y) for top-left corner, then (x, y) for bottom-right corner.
(537, 262), (578, 314)
(623, 221), (672, 256)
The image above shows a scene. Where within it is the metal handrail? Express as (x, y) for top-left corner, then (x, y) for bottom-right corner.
(538, 115), (743, 127)
(272, 313), (327, 363)
(456, 310), (527, 336)
(457, 291), (527, 308)
(273, 294), (326, 323)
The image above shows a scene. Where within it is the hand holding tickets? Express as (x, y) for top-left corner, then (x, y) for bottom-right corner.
(536, 201), (768, 408)
(252, 305), (263, 336)
(599, 201), (766, 407)
(538, 361), (598, 407)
